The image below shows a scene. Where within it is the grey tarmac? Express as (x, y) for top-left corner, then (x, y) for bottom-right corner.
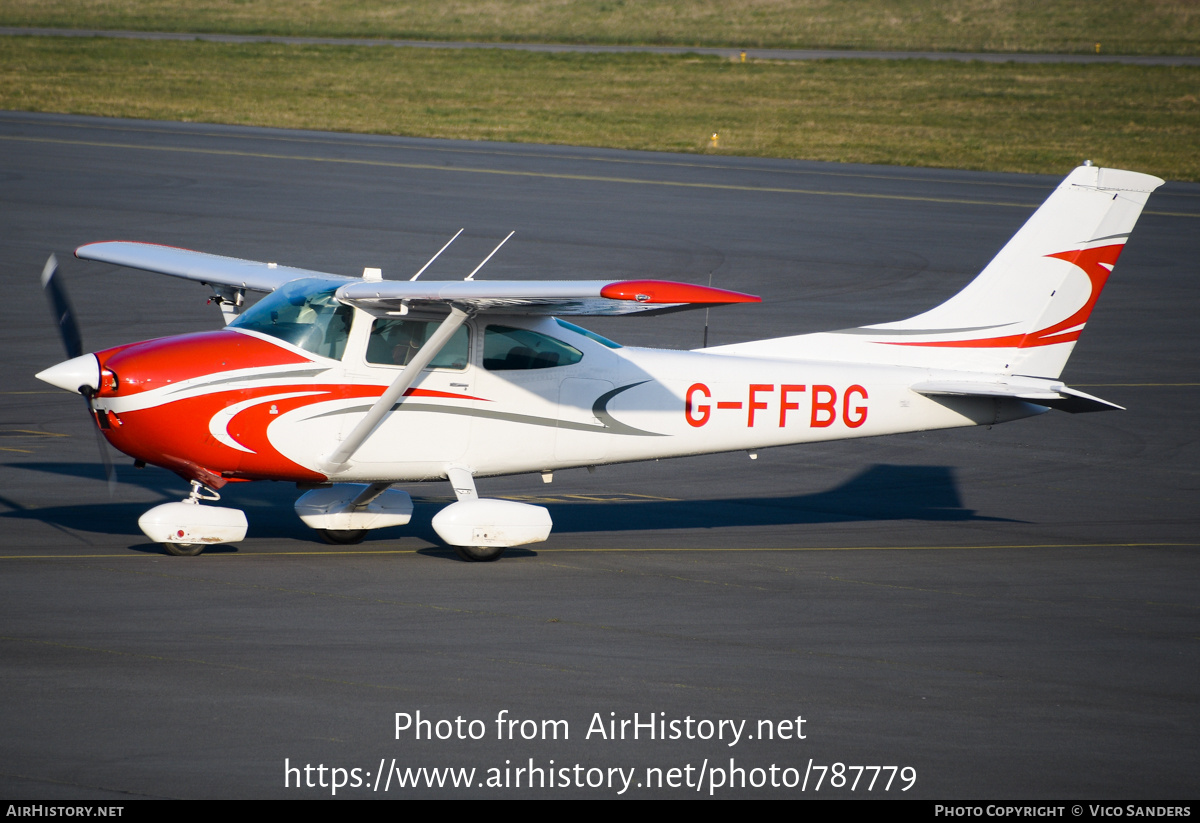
(0, 112), (1197, 798)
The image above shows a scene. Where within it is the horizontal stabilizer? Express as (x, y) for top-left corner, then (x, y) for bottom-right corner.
(912, 380), (1124, 413)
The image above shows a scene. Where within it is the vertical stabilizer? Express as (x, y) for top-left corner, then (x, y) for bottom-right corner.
(707, 166), (1164, 378)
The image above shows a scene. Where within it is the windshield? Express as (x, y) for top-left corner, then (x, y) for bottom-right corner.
(229, 279), (354, 360)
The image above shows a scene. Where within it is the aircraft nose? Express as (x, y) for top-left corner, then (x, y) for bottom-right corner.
(35, 353), (100, 394)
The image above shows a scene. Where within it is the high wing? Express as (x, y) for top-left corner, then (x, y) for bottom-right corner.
(75, 241), (760, 316)
(76, 241), (349, 292)
(334, 278), (759, 316)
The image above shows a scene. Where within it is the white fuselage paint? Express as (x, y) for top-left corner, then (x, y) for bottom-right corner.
(91, 310), (1045, 486)
(247, 312), (1045, 483)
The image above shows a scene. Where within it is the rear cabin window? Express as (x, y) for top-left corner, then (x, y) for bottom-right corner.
(366, 318), (469, 370)
(483, 325), (583, 370)
(555, 318), (621, 349)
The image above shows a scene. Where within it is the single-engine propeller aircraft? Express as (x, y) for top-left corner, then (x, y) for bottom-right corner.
(36, 165), (1162, 559)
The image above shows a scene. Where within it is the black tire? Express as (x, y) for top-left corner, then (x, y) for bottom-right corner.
(316, 529), (368, 545)
(454, 545), (506, 562)
(162, 542), (204, 557)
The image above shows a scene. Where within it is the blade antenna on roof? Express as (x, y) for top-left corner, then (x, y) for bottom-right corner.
(411, 228), (463, 281)
(465, 231), (514, 281)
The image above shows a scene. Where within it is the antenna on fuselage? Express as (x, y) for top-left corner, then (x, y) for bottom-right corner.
(702, 269), (714, 348)
(465, 231), (514, 281)
(411, 228), (464, 281)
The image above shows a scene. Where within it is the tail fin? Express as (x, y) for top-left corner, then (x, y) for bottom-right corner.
(709, 166), (1163, 378)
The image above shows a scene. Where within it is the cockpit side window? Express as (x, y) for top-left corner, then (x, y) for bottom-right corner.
(483, 325), (583, 370)
(229, 279), (354, 360)
(365, 318), (469, 370)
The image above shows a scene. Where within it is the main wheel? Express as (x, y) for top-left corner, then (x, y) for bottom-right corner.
(162, 542), (204, 557)
(316, 529), (368, 545)
(454, 545), (506, 562)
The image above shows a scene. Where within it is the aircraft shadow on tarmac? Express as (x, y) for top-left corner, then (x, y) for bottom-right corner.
(2, 462), (1016, 551)
(531, 463), (1017, 533)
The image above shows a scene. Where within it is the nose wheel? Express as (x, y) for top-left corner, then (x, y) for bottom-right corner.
(162, 542), (205, 557)
(138, 480), (248, 556)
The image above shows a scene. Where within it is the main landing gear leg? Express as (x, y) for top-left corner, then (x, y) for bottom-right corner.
(446, 470), (504, 563)
(294, 482), (414, 544)
(315, 482), (390, 544)
(432, 466), (552, 562)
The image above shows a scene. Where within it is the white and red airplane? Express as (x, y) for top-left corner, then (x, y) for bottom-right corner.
(36, 165), (1162, 559)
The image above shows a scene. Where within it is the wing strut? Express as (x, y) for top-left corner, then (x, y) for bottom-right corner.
(321, 307), (469, 473)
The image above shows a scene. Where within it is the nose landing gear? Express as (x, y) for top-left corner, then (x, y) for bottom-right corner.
(138, 480), (248, 556)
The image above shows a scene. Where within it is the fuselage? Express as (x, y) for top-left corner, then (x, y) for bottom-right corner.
(85, 290), (1044, 488)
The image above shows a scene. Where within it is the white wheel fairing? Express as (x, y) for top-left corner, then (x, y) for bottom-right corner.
(138, 501), (248, 545)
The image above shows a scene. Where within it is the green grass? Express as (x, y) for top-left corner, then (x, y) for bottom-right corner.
(1, 0), (1199, 56)
(3, 37), (1197, 180)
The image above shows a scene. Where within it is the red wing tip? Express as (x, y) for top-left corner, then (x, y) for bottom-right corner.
(600, 280), (761, 305)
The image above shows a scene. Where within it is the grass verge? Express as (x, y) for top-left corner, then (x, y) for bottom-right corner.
(0, 0), (1198, 56)
(2, 37), (1197, 180)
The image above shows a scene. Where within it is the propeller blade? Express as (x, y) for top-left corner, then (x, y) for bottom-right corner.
(41, 254), (116, 494)
(41, 255), (84, 360)
(82, 389), (118, 495)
